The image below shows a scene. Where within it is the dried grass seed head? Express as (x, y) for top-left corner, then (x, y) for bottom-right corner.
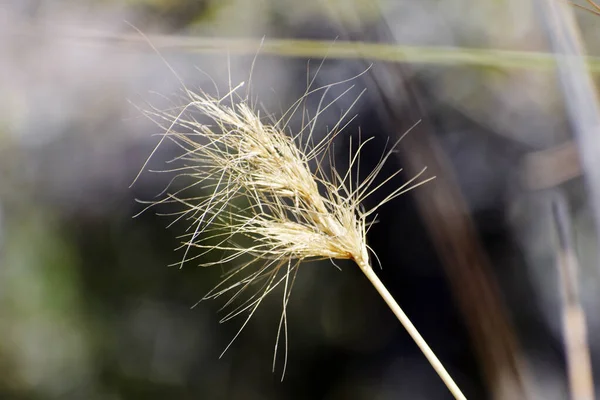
(134, 63), (431, 374)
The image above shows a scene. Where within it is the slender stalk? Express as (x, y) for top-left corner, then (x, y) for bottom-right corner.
(11, 24), (600, 73)
(356, 258), (467, 400)
(551, 193), (595, 400)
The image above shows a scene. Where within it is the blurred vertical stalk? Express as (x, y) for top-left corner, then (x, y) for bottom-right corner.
(551, 192), (595, 400)
(535, 2), (599, 397)
(364, 63), (532, 400)
(535, 0), (600, 273)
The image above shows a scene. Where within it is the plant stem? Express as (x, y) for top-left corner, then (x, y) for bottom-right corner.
(15, 25), (600, 73)
(357, 260), (467, 400)
(551, 193), (595, 400)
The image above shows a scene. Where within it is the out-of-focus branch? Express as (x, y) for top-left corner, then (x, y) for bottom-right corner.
(364, 63), (533, 400)
(8, 23), (600, 72)
(522, 141), (581, 190)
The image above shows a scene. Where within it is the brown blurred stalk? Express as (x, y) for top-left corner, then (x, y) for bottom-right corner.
(362, 60), (532, 399)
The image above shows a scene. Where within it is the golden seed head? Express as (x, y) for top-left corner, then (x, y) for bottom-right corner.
(135, 70), (430, 374)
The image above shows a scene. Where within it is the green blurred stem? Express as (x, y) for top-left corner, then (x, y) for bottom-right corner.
(33, 26), (600, 72)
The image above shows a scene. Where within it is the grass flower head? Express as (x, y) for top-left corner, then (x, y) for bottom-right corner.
(133, 54), (464, 399)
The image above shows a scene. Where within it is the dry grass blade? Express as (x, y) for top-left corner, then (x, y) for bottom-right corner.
(133, 50), (465, 398)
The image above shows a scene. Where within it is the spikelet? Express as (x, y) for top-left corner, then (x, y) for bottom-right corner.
(133, 55), (464, 399)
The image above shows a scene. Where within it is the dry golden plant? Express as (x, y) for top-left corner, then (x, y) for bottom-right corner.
(132, 47), (466, 399)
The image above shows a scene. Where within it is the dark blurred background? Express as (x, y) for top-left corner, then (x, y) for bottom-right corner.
(2, 1), (600, 399)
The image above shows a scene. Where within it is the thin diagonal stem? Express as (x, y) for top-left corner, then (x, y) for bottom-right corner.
(356, 258), (467, 400)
